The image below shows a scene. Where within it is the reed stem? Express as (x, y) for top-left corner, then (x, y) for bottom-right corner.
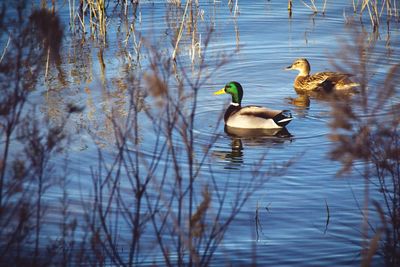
(172, 0), (190, 61)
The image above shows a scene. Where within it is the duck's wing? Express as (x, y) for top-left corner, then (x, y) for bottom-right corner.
(295, 74), (329, 91)
(297, 72), (355, 92)
(314, 72), (359, 90)
(314, 71), (352, 82)
(238, 106), (281, 119)
(239, 106), (292, 127)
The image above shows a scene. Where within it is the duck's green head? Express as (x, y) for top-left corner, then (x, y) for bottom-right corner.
(214, 81), (243, 105)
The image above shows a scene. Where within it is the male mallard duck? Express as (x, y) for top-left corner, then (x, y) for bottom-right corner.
(214, 82), (292, 129)
(286, 58), (359, 93)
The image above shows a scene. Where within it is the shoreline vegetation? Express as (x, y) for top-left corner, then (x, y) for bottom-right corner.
(0, 0), (399, 266)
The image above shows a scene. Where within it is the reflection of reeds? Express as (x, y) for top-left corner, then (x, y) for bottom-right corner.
(354, 0), (399, 31)
(170, 0), (203, 63)
(294, 0), (399, 30)
(0, 5), (75, 266)
(0, 3), (293, 266)
(301, 0), (327, 14)
(77, 34), (288, 266)
(89, 0), (107, 42)
(172, 0), (190, 61)
(68, 0), (77, 33)
(68, 0), (108, 43)
(233, 0), (239, 17)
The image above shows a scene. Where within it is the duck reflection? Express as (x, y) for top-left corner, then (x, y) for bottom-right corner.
(225, 126), (292, 139)
(286, 94), (310, 108)
(221, 138), (244, 170)
(286, 94), (311, 118)
(287, 88), (356, 112)
(213, 127), (292, 170)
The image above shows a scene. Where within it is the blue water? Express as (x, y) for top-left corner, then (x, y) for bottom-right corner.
(3, 0), (400, 265)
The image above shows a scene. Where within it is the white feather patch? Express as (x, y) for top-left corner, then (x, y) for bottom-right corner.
(226, 115), (281, 129)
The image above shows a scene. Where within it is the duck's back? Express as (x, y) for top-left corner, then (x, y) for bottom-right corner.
(294, 75), (327, 92)
(295, 72), (357, 92)
(225, 106), (291, 129)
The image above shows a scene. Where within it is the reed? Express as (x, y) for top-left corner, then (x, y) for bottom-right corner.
(170, 0), (204, 64)
(72, 29), (290, 266)
(0, 4), (74, 266)
(355, 0), (400, 31)
(301, 0), (327, 14)
(67, 0), (108, 43)
(233, 0), (239, 17)
(5, 1), (400, 266)
(68, 0), (76, 32)
(172, 0), (190, 61)
(0, 2), (292, 266)
(329, 25), (400, 266)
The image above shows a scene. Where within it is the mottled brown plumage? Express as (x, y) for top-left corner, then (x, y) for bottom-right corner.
(286, 58), (359, 93)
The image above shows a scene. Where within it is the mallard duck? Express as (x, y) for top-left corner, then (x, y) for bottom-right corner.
(286, 58), (359, 93)
(214, 82), (292, 129)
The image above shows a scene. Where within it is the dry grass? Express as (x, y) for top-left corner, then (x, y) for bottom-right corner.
(329, 25), (400, 266)
(301, 0), (327, 14)
(0, 2), (291, 266)
(353, 0), (399, 31)
(68, 0), (108, 43)
(2, 1), (400, 266)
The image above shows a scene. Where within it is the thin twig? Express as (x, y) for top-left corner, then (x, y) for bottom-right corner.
(324, 199), (330, 234)
(0, 35), (11, 64)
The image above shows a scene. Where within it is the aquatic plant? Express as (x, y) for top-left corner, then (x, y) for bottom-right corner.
(0, 3), (78, 266)
(0, 1), (292, 266)
(328, 25), (400, 266)
(301, 0), (327, 14)
(68, 0), (108, 43)
(2, 1), (400, 266)
(353, 0), (399, 31)
(76, 28), (294, 265)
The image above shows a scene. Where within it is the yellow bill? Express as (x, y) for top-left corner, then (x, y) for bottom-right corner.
(213, 88), (226, 95)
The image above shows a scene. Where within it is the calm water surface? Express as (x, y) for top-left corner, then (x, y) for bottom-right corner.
(20, 0), (400, 265)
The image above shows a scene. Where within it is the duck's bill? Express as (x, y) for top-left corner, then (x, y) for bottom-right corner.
(285, 65), (293, 70)
(214, 88), (226, 95)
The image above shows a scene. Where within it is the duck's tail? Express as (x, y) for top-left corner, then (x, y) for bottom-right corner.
(273, 110), (293, 127)
(335, 82), (360, 90)
(334, 75), (360, 90)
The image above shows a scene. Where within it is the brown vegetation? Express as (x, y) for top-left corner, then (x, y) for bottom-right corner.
(0, 1), (289, 266)
(329, 25), (400, 266)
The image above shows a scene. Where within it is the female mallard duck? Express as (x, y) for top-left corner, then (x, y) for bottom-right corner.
(214, 82), (292, 129)
(286, 58), (359, 93)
